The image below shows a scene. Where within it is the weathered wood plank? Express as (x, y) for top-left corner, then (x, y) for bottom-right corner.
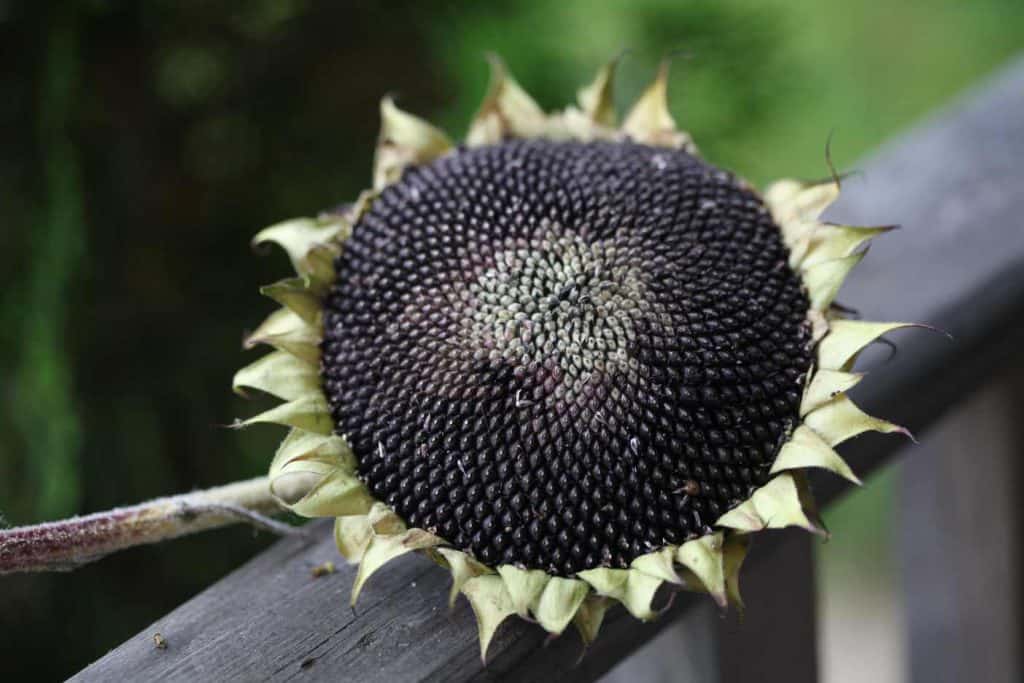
(899, 364), (1024, 683)
(606, 535), (819, 683)
(74, 54), (1024, 683)
(717, 535), (818, 683)
(600, 602), (719, 682)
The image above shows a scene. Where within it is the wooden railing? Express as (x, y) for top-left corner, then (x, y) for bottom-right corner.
(73, 55), (1024, 682)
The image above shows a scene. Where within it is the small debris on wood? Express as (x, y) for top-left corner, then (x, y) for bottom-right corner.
(311, 561), (335, 578)
(152, 633), (168, 650)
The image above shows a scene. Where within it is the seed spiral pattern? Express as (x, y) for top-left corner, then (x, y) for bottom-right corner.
(321, 139), (812, 575)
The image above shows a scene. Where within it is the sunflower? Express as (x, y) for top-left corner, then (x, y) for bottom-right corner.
(234, 56), (912, 659)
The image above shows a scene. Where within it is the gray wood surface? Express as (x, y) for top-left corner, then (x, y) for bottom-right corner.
(74, 54), (1024, 682)
(600, 601), (719, 683)
(899, 365), (1023, 683)
(717, 535), (818, 683)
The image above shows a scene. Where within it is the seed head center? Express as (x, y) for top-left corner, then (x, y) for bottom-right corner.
(451, 220), (645, 400)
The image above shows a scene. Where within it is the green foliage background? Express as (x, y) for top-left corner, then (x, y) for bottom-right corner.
(0, 1), (1021, 678)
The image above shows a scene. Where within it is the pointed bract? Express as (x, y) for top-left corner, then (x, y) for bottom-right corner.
(241, 393), (334, 435)
(800, 224), (893, 268)
(716, 473), (826, 536)
(770, 425), (861, 484)
(335, 514), (374, 563)
(805, 395), (910, 447)
(818, 320), (918, 371)
(622, 60), (694, 151)
(784, 219), (819, 267)
(631, 545), (682, 585)
(269, 428), (353, 473)
(437, 548), (492, 609)
(352, 529), (443, 604)
(577, 567), (662, 621)
(302, 244), (341, 290)
(260, 277), (323, 325)
(800, 369), (863, 416)
(803, 251), (866, 312)
(573, 595), (613, 647)
(276, 466), (374, 519)
(497, 565), (550, 619)
(253, 217), (345, 280)
(233, 350), (318, 401)
(268, 428), (355, 509)
(577, 56), (621, 127)
(722, 534), (750, 612)
(366, 501), (407, 536)
(244, 308), (321, 365)
(534, 577), (590, 635)
(374, 96), (454, 190)
(467, 54), (547, 146)
(676, 533), (727, 607)
(765, 178), (839, 226)
(462, 574), (518, 662)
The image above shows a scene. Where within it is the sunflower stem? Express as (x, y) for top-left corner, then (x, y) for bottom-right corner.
(0, 476), (295, 575)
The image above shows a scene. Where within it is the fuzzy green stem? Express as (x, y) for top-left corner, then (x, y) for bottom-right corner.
(0, 477), (293, 575)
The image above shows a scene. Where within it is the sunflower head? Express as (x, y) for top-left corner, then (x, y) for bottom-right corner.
(234, 55), (912, 659)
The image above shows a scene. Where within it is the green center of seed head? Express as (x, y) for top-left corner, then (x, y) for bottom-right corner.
(448, 221), (646, 399)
